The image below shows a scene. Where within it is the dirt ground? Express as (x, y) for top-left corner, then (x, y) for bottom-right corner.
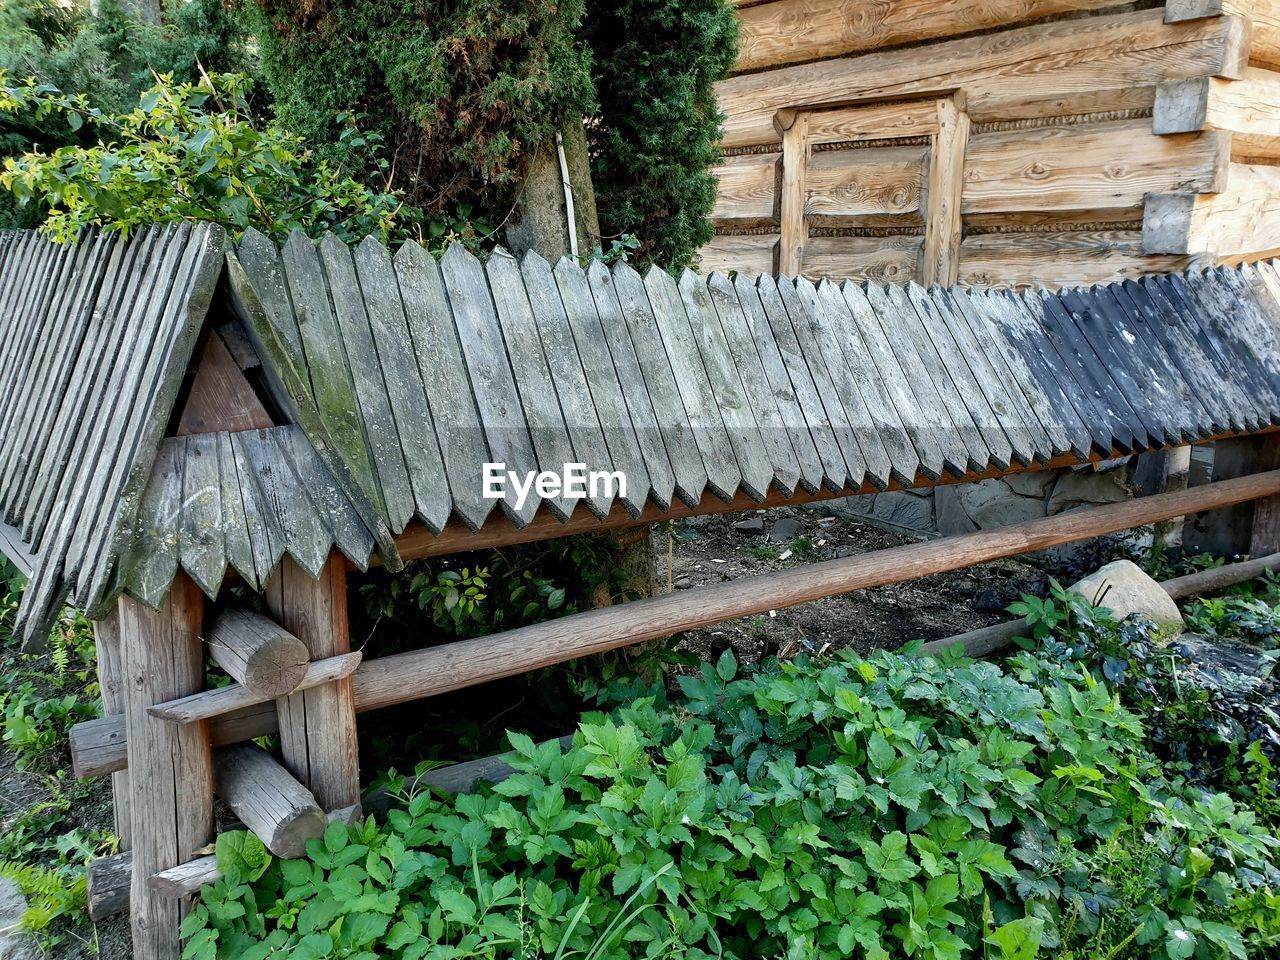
(657, 503), (1055, 666)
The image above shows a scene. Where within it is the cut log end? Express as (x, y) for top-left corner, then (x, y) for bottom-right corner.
(214, 743), (328, 859)
(207, 607), (310, 698)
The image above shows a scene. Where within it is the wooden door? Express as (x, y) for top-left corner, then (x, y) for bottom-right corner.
(779, 96), (969, 285)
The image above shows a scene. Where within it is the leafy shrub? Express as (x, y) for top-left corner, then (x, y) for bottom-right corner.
(0, 70), (407, 242)
(583, 0), (737, 268)
(186, 645), (1280, 959)
(245, 0), (594, 223)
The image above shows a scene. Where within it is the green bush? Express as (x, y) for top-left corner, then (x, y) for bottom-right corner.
(583, 0), (737, 268)
(185, 644), (1280, 959)
(245, 0), (594, 227)
(0, 70), (407, 242)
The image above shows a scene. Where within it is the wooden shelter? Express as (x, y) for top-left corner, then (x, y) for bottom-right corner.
(705, 0), (1280, 288)
(1, 223), (1279, 958)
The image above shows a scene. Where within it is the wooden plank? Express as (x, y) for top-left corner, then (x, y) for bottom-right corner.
(678, 270), (775, 500)
(777, 277), (883, 488)
(960, 287), (1095, 459)
(0, 235), (66, 459)
(802, 235), (921, 284)
(148, 652), (362, 724)
(1166, 0), (1280, 66)
(239, 428), (329, 580)
(779, 114), (808, 276)
(698, 234), (778, 276)
(706, 273), (805, 495)
(275, 425), (375, 571)
(1092, 285), (1206, 443)
(486, 249), (580, 522)
(1024, 290), (1137, 453)
(957, 230), (1188, 290)
(440, 244), (541, 528)
(1117, 279), (1241, 436)
(125, 440), (184, 610)
(282, 233), (388, 520)
(725, 273), (825, 494)
(548, 256), (650, 517)
(319, 233), (414, 535)
(118, 574), (211, 960)
(178, 432), (227, 598)
(804, 146), (928, 220)
(605, 263), (708, 506)
(392, 242), (492, 532)
(963, 120), (1227, 214)
(802, 100), (940, 145)
(228, 431), (281, 588)
(813, 279), (921, 485)
(923, 97), (968, 286)
(1145, 162), (1280, 255)
(236, 229), (304, 359)
(225, 246), (399, 568)
(353, 237), (452, 535)
(22, 227), (161, 549)
(93, 611), (131, 850)
(215, 431), (259, 590)
(884, 282), (991, 472)
(711, 152), (779, 224)
(1154, 69), (1280, 160)
(840, 282), (949, 479)
(928, 286), (1040, 467)
(265, 553), (360, 814)
(584, 261), (677, 511)
(77, 225), (226, 615)
(1049, 288), (1165, 448)
(175, 333), (273, 437)
(906, 283), (1014, 470)
(716, 10), (1244, 148)
(750, 274), (850, 491)
(643, 266), (743, 500)
(1202, 267), (1280, 416)
(0, 234), (110, 514)
(733, 0), (1132, 73)
(1148, 272), (1274, 430)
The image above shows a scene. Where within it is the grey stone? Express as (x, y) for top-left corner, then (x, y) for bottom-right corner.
(733, 517), (765, 533)
(934, 484), (979, 537)
(1168, 633), (1274, 696)
(673, 576), (693, 590)
(935, 478), (1047, 535)
(1048, 467), (1131, 515)
(1002, 470), (1055, 500)
(1068, 559), (1184, 636)
(0, 878), (38, 960)
(768, 517), (804, 542)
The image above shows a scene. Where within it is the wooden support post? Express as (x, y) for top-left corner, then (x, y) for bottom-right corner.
(265, 553), (361, 813)
(206, 607), (309, 698)
(214, 743), (327, 858)
(1185, 435), (1280, 556)
(118, 573), (212, 960)
(92, 610), (130, 850)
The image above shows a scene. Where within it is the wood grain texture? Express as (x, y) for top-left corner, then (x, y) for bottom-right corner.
(711, 152), (779, 224)
(958, 230), (1189, 290)
(717, 10), (1242, 148)
(804, 146), (928, 220)
(175, 333), (272, 437)
(213, 743), (327, 858)
(733, 0), (1131, 73)
(265, 553), (360, 813)
(923, 97), (968, 286)
(1145, 162), (1280, 255)
(206, 607), (309, 698)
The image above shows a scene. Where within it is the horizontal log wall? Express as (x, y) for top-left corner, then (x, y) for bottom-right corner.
(706, 1), (1278, 286)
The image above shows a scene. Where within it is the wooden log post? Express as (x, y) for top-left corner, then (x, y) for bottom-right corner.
(92, 610), (130, 850)
(264, 553), (361, 813)
(118, 573), (213, 960)
(1185, 435), (1280, 556)
(206, 607), (309, 698)
(213, 743), (327, 858)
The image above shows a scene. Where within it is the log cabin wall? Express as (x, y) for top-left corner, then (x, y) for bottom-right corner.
(704, 0), (1280, 288)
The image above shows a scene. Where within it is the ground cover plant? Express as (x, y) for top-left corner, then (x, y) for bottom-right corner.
(186, 616), (1280, 959)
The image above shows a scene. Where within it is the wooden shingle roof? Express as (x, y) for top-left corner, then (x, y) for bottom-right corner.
(1, 225), (1278, 640)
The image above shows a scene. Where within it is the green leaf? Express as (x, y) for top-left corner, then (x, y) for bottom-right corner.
(986, 917), (1044, 960)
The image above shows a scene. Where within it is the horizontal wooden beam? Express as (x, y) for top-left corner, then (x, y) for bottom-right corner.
(1166, 0), (1280, 66)
(1154, 69), (1280, 159)
(1145, 163), (1280, 254)
(71, 466), (1280, 780)
(146, 652), (362, 724)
